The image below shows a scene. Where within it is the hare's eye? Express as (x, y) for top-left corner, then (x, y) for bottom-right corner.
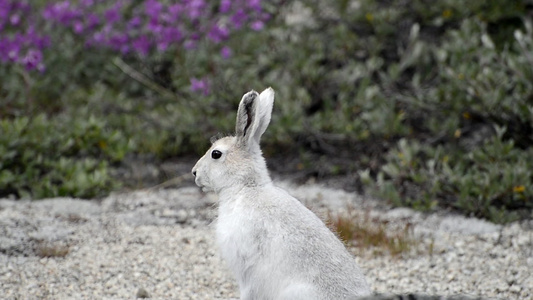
(211, 150), (222, 159)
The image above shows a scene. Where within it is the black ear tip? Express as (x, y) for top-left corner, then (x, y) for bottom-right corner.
(243, 91), (258, 106)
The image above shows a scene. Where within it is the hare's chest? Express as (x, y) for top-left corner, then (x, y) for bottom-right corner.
(216, 201), (269, 272)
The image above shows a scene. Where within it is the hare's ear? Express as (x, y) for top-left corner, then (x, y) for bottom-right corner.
(235, 88), (275, 149)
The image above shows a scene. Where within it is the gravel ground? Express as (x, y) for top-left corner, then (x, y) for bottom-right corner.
(1, 183), (532, 299)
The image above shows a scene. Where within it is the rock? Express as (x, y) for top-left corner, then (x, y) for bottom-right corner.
(136, 287), (150, 298)
(175, 209), (188, 224)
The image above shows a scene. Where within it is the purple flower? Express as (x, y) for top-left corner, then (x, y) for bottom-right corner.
(127, 16), (142, 30)
(109, 33), (129, 51)
(168, 4), (183, 18)
(220, 46), (232, 59)
(35, 35), (51, 50)
(208, 24), (230, 43)
(190, 77), (209, 96)
(0, 0), (272, 72)
(145, 0), (163, 19)
(133, 35), (151, 56)
(86, 13), (100, 29)
(42, 1), (81, 26)
(186, 0), (206, 20)
(161, 27), (182, 43)
(0, 6), (9, 21)
(0, 39), (18, 62)
(10, 14), (20, 26)
(104, 7), (120, 24)
(8, 48), (19, 62)
(91, 31), (105, 44)
(156, 27), (182, 51)
(219, 0), (231, 13)
(22, 48), (43, 71)
(184, 39), (196, 50)
(184, 32), (200, 49)
(80, 0), (95, 7)
(73, 21), (84, 34)
(250, 20), (264, 31)
(120, 44), (130, 55)
(2, 36), (21, 62)
(156, 40), (168, 51)
(231, 9), (247, 29)
(247, 0), (262, 12)
(147, 18), (163, 34)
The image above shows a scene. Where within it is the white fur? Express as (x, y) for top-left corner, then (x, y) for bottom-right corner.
(192, 88), (371, 300)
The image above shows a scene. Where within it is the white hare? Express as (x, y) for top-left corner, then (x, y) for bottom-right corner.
(192, 88), (371, 300)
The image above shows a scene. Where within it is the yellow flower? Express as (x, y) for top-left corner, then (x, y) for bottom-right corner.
(454, 129), (461, 138)
(462, 112), (471, 119)
(98, 140), (108, 149)
(365, 13), (374, 22)
(442, 9), (453, 19)
(513, 185), (525, 193)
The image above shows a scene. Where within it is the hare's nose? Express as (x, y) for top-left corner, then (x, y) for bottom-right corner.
(192, 170), (197, 177)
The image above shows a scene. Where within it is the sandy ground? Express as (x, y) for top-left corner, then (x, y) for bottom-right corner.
(1, 183), (532, 299)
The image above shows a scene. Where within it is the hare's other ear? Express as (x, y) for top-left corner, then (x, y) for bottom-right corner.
(235, 88), (274, 148)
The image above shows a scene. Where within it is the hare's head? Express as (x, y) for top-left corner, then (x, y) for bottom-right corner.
(192, 88), (275, 193)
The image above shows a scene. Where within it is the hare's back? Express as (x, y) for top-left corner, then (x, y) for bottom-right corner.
(259, 187), (371, 295)
(218, 185), (371, 298)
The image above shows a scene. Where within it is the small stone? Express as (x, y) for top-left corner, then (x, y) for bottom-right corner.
(509, 284), (522, 293)
(136, 287), (150, 298)
(176, 209), (188, 224)
(159, 208), (188, 223)
(160, 208), (175, 218)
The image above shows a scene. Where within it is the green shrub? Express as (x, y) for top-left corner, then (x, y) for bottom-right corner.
(354, 8), (533, 222)
(262, 0), (533, 223)
(1, 0), (532, 223)
(0, 115), (130, 199)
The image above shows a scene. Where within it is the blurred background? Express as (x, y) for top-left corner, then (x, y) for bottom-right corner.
(1, 0), (532, 223)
